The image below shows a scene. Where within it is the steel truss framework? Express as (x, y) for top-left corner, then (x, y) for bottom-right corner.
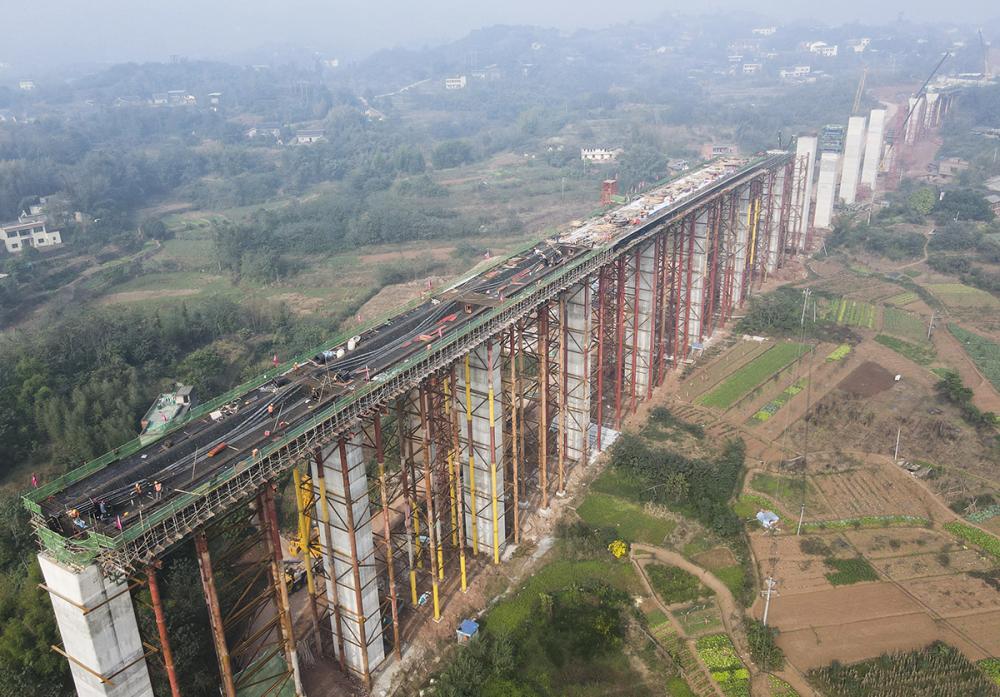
(40, 157), (804, 696)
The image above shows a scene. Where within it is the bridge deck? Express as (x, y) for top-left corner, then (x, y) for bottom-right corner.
(24, 152), (792, 573)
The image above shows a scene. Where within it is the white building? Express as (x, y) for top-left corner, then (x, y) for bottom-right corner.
(779, 66), (811, 81)
(752, 26), (777, 36)
(1, 212), (62, 253)
(847, 38), (871, 53)
(18, 80), (35, 91)
(742, 63), (763, 75)
(580, 148), (618, 162)
(293, 129), (326, 145)
(444, 76), (467, 90)
(807, 42), (839, 57)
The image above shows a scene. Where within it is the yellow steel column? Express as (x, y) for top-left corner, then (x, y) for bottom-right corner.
(487, 341), (500, 565)
(445, 376), (459, 548)
(450, 364), (469, 592)
(464, 354), (479, 554)
(419, 386), (441, 621)
(292, 469), (322, 650)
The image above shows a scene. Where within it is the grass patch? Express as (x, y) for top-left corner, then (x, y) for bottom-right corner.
(672, 601), (722, 635)
(927, 283), (1000, 309)
(882, 308), (928, 343)
(823, 557), (879, 585)
(732, 494), (789, 522)
(699, 343), (809, 408)
(485, 558), (638, 636)
(751, 378), (807, 422)
(944, 521), (1000, 561)
(874, 334), (936, 365)
(667, 676), (699, 697)
(577, 492), (676, 545)
(750, 473), (808, 509)
(589, 467), (646, 502)
(714, 566), (746, 599)
(646, 564), (713, 604)
(948, 324), (1000, 392)
(644, 607), (669, 628)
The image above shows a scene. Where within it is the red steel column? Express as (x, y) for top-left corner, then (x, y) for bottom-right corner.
(614, 256), (626, 429)
(629, 248), (640, 413)
(194, 530), (237, 697)
(374, 413), (401, 660)
(147, 565), (182, 697)
(595, 267), (606, 451)
(539, 306), (549, 509)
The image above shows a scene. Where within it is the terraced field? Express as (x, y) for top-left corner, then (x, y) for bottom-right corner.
(821, 296), (878, 328)
(698, 343), (810, 409)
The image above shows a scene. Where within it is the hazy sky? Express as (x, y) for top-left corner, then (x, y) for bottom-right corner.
(3, 0), (999, 71)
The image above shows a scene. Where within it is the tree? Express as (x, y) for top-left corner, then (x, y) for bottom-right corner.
(432, 140), (474, 169)
(139, 217), (171, 241)
(908, 187), (936, 216)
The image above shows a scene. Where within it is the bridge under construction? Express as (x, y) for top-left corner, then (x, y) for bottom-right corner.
(24, 150), (807, 697)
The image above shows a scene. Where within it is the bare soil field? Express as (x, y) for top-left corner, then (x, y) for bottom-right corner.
(844, 527), (955, 558)
(776, 612), (978, 670)
(748, 532), (852, 595)
(904, 574), (1000, 617)
(870, 549), (992, 581)
(836, 360), (896, 397)
(810, 464), (938, 521)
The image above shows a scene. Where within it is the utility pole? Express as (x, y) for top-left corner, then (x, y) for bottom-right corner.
(927, 310), (936, 341)
(796, 503), (806, 536)
(800, 288), (812, 326)
(761, 576), (778, 626)
(894, 426), (902, 461)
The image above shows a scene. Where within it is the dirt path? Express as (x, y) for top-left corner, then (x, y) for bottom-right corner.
(632, 543), (819, 697)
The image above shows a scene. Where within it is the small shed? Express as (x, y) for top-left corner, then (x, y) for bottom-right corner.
(756, 510), (780, 529)
(457, 619), (479, 643)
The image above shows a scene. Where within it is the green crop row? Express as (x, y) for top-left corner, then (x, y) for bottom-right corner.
(948, 324), (1000, 392)
(752, 378), (808, 422)
(699, 343), (809, 409)
(944, 521), (1000, 561)
(696, 634), (751, 697)
(802, 514), (931, 532)
(874, 334), (936, 366)
(826, 344), (852, 362)
(823, 557), (879, 585)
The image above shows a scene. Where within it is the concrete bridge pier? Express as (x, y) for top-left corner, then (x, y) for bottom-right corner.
(561, 282), (591, 467)
(765, 165), (786, 274)
(455, 342), (506, 562)
(624, 242), (657, 406)
(38, 555), (153, 697)
(310, 431), (385, 682)
(683, 209), (710, 352)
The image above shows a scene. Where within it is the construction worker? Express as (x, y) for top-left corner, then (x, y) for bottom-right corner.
(132, 482), (143, 506)
(153, 481), (163, 501)
(267, 403), (275, 415)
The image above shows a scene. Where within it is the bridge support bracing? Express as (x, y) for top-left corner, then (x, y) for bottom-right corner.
(455, 343), (506, 560)
(38, 555), (154, 697)
(310, 432), (385, 683)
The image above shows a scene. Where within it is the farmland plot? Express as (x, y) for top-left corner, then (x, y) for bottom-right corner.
(698, 342), (809, 409)
(810, 466), (936, 522)
(948, 324), (1000, 392)
(882, 308), (928, 343)
(927, 283), (1000, 310)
